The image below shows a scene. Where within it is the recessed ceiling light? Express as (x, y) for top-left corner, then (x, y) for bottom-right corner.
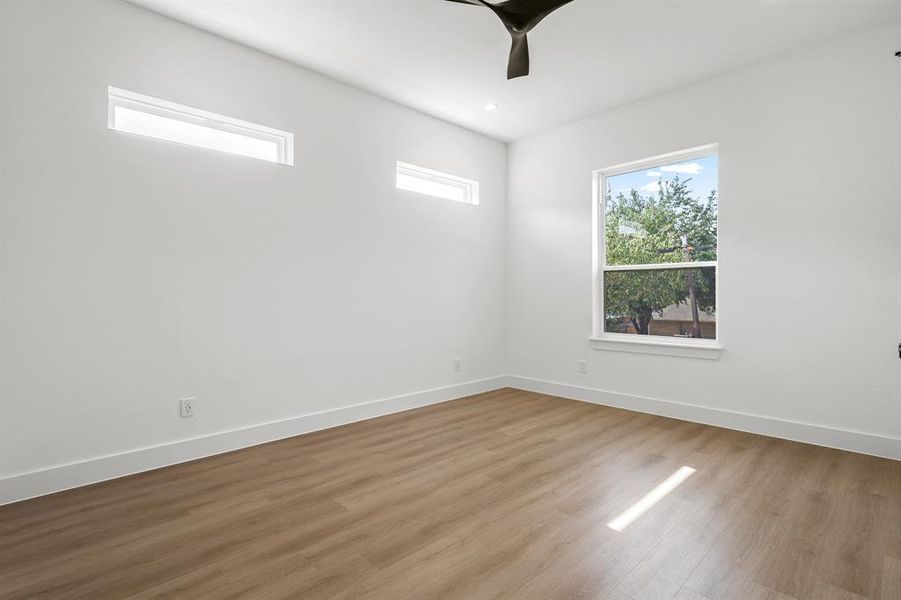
(484, 102), (499, 111)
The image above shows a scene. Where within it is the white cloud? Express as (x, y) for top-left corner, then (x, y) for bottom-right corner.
(646, 170), (662, 177)
(660, 162), (703, 175)
(612, 182), (661, 197)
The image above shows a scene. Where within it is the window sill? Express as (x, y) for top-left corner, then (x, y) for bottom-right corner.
(589, 336), (722, 360)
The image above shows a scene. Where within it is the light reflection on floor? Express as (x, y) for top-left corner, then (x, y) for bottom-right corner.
(607, 465), (696, 532)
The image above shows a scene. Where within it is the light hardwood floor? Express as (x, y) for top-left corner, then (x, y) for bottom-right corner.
(1, 388), (899, 600)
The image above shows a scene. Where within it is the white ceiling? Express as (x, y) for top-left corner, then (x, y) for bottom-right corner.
(132, 0), (901, 141)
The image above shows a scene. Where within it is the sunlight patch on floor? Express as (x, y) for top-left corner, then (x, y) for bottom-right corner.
(607, 466), (696, 532)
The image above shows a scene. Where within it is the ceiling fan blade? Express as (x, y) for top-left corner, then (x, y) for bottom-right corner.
(520, 0), (576, 28)
(444, 0), (574, 78)
(507, 33), (529, 79)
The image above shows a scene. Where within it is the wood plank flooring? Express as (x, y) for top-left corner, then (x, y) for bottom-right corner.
(1, 388), (899, 599)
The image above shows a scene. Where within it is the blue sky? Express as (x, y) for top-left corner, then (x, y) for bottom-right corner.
(607, 154), (718, 203)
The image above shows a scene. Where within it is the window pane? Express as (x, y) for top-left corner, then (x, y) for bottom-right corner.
(396, 172), (467, 203)
(114, 106), (280, 163)
(108, 86), (294, 166)
(604, 267), (716, 339)
(395, 161), (479, 205)
(605, 154), (717, 266)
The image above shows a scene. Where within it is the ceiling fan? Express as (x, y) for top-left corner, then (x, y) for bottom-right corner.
(446, 0), (575, 79)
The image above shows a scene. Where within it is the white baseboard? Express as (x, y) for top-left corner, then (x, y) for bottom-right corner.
(0, 376), (509, 505)
(507, 375), (901, 461)
(5, 374), (896, 505)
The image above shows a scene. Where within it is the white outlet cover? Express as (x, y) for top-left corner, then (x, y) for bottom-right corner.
(180, 397), (195, 418)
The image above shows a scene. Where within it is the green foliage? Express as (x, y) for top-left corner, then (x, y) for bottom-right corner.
(604, 176), (717, 334)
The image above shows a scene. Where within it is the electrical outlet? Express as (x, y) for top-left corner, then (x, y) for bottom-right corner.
(180, 397), (195, 418)
(578, 360), (588, 374)
(453, 358), (462, 372)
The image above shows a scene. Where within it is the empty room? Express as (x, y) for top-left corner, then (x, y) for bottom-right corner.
(1, 0), (900, 598)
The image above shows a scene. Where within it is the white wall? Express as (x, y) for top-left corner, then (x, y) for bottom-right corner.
(2, 2), (898, 503)
(0, 1), (507, 490)
(506, 21), (901, 453)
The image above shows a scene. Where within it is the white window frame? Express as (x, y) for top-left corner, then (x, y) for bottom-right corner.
(396, 161), (479, 205)
(108, 86), (294, 166)
(591, 144), (721, 359)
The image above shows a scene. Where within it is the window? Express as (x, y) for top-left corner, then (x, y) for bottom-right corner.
(108, 86), (294, 165)
(593, 145), (719, 354)
(396, 161), (479, 205)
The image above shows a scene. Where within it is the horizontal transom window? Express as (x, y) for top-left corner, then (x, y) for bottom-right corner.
(396, 161), (479, 205)
(108, 86), (294, 165)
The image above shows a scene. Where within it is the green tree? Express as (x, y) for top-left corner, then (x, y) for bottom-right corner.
(604, 176), (716, 336)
